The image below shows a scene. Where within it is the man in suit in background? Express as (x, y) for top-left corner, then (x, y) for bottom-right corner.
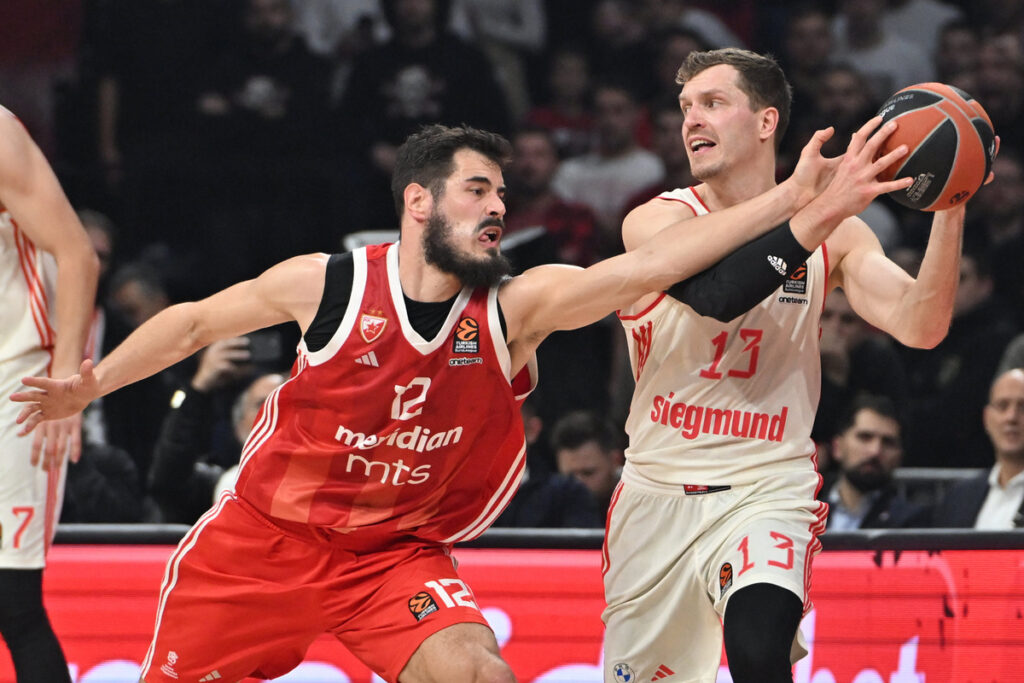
(821, 393), (923, 530)
(930, 367), (1024, 528)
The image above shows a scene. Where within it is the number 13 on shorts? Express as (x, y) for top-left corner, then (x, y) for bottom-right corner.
(715, 527), (806, 605)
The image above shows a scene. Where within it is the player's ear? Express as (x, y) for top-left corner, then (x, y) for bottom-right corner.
(759, 107), (779, 144)
(404, 183), (432, 223)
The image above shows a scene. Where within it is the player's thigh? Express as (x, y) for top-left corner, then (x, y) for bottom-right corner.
(603, 484), (735, 683)
(331, 543), (495, 683)
(0, 407), (66, 570)
(141, 496), (328, 682)
(400, 622), (512, 683)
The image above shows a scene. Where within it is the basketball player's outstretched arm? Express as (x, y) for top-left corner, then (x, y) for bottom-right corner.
(828, 135), (1001, 349)
(11, 254), (328, 433)
(500, 121), (912, 353)
(0, 110), (100, 468)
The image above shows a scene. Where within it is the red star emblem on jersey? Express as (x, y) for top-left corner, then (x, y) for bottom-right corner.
(359, 312), (387, 343)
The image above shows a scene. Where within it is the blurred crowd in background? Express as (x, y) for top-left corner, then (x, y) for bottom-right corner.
(2, 0), (1023, 530)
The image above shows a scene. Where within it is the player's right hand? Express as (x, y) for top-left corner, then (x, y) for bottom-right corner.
(11, 359), (98, 436)
(818, 116), (914, 218)
(789, 126), (840, 207)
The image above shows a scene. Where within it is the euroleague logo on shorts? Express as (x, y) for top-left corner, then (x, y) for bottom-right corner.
(719, 562), (734, 598)
(453, 317), (479, 354)
(408, 591), (440, 621)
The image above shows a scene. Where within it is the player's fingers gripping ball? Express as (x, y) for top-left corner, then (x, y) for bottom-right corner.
(873, 82), (996, 211)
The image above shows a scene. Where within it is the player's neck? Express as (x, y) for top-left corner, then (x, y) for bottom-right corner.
(397, 240), (463, 302)
(699, 161), (776, 212)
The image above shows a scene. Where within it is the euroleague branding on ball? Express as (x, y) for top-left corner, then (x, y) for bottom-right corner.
(874, 82), (995, 211)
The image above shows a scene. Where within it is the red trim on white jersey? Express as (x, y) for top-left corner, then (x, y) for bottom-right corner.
(617, 292), (666, 321)
(13, 225), (55, 351)
(801, 500), (829, 614)
(601, 482), (626, 576)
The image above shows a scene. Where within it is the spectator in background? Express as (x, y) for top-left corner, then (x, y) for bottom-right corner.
(934, 20), (980, 84)
(193, 0), (335, 287)
(586, 0), (655, 101)
(494, 396), (602, 528)
(902, 249), (1019, 468)
(813, 288), (908, 469)
(638, 0), (746, 50)
(504, 126), (599, 269)
(796, 63), (901, 250)
(504, 127), (613, 431)
(969, 151), (1024, 324)
(621, 99), (695, 217)
(971, 33), (1024, 161)
(820, 394), (924, 530)
(551, 81), (663, 256)
(336, 0), (511, 230)
(523, 46), (595, 159)
(61, 437), (144, 523)
(648, 27), (711, 109)
(149, 364), (286, 524)
(780, 5), (833, 96)
(551, 411), (623, 515)
(448, 0), (546, 122)
(101, 261), (178, 481)
(91, 0), (231, 257)
(929, 367), (1024, 529)
(78, 209), (133, 448)
(831, 0), (934, 103)
(1000, 333), (1024, 375)
(885, 0), (963, 59)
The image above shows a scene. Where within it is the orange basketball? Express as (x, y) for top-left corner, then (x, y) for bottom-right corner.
(874, 82), (995, 211)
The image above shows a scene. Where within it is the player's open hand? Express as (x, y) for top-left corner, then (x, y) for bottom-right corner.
(819, 116), (914, 217)
(11, 359), (98, 438)
(790, 126), (840, 207)
(29, 413), (83, 470)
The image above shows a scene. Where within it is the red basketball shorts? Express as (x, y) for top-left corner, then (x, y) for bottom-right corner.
(139, 493), (490, 683)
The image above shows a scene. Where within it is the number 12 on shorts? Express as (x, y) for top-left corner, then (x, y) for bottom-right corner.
(408, 578), (480, 622)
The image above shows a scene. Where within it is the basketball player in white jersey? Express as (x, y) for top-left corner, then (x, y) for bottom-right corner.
(0, 107), (99, 681)
(11, 120), (907, 683)
(605, 48), (995, 683)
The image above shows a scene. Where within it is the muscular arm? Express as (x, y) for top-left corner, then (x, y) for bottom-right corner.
(0, 111), (100, 380)
(13, 253), (328, 430)
(0, 110), (100, 467)
(828, 207), (964, 349)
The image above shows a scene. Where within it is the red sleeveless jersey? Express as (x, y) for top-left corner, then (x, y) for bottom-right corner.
(233, 243), (537, 544)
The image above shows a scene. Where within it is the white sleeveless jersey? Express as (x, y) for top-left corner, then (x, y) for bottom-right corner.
(620, 187), (826, 488)
(0, 203), (57, 387)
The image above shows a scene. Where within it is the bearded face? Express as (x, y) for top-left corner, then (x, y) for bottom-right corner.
(422, 208), (512, 289)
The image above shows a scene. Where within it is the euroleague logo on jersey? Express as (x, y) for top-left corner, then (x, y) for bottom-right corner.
(453, 317), (479, 354)
(782, 262), (808, 295)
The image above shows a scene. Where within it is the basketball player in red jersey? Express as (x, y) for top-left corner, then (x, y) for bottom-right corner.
(13, 120), (910, 683)
(0, 107), (99, 682)
(606, 48), (998, 683)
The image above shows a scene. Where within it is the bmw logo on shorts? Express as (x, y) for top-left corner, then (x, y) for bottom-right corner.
(612, 662), (636, 683)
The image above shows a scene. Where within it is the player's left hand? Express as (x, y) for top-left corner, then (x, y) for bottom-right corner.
(30, 412), (82, 470)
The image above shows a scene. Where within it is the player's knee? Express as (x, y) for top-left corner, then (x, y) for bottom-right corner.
(476, 655), (516, 683)
(723, 584), (802, 683)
